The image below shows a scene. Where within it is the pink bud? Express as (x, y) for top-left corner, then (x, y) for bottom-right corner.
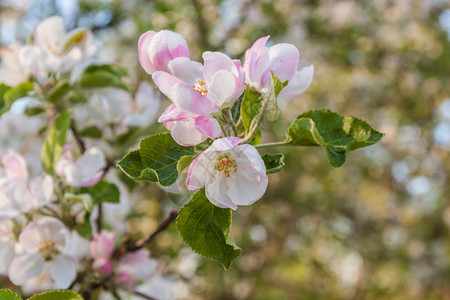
(115, 272), (136, 291)
(90, 230), (116, 259)
(92, 257), (113, 275)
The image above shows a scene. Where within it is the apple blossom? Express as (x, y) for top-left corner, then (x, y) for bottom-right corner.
(8, 217), (77, 289)
(123, 81), (161, 127)
(243, 36), (314, 99)
(90, 230), (116, 275)
(116, 249), (158, 291)
(138, 30), (190, 75)
(0, 150), (53, 217)
(0, 43), (30, 86)
(152, 52), (245, 145)
(55, 146), (105, 187)
(186, 137), (268, 210)
(23, 16), (97, 77)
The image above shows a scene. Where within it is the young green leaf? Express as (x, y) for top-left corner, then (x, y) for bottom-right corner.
(117, 133), (194, 186)
(0, 289), (22, 300)
(263, 71), (288, 121)
(262, 153), (285, 174)
(65, 193), (93, 212)
(0, 82), (33, 116)
(177, 155), (194, 174)
(240, 86), (262, 133)
(80, 180), (120, 204)
(40, 111), (71, 174)
(176, 188), (241, 269)
(286, 109), (384, 167)
(74, 214), (93, 239)
(47, 80), (70, 103)
(79, 65), (127, 90)
(27, 290), (83, 300)
(80, 126), (102, 138)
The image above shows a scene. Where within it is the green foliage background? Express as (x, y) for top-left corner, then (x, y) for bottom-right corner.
(1, 0), (449, 299)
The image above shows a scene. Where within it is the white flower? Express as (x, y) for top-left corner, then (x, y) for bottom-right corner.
(186, 137), (268, 210)
(0, 150), (53, 217)
(8, 217), (77, 289)
(55, 146), (105, 187)
(123, 81), (161, 127)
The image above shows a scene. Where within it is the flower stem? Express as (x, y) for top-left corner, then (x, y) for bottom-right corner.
(255, 141), (291, 149)
(223, 109), (238, 136)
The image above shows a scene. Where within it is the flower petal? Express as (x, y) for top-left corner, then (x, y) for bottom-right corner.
(8, 253), (44, 286)
(194, 115), (222, 139)
(207, 69), (237, 107)
(209, 137), (243, 152)
(138, 31), (157, 74)
(34, 16), (66, 53)
(168, 57), (203, 85)
(170, 119), (207, 146)
(278, 65), (314, 100)
(226, 167), (268, 206)
(202, 51), (237, 87)
(205, 174), (238, 210)
(2, 150), (28, 181)
(50, 254), (76, 288)
(186, 152), (215, 190)
(152, 71), (218, 115)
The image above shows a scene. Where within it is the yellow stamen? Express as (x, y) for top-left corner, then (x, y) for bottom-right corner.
(215, 152), (238, 178)
(38, 239), (58, 261)
(192, 80), (208, 96)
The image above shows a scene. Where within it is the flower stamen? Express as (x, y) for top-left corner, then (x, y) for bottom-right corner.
(38, 239), (58, 261)
(192, 80), (208, 96)
(214, 152), (238, 178)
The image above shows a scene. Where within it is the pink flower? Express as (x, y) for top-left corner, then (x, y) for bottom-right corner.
(244, 36), (314, 99)
(123, 81), (161, 127)
(8, 217), (77, 289)
(138, 30), (190, 75)
(90, 230), (116, 276)
(153, 52), (245, 146)
(186, 137), (268, 210)
(116, 250), (158, 291)
(55, 146), (105, 187)
(90, 230), (116, 259)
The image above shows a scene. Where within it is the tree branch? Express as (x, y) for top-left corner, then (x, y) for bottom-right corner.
(70, 120), (86, 153)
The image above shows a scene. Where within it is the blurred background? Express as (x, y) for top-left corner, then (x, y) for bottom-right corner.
(1, 0), (449, 299)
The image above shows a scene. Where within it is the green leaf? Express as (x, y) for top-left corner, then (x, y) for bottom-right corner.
(24, 106), (45, 116)
(27, 290), (84, 300)
(80, 126), (102, 138)
(47, 80), (70, 103)
(176, 188), (241, 269)
(74, 215), (93, 239)
(79, 65), (127, 90)
(286, 109), (384, 167)
(117, 133), (194, 186)
(0, 82), (33, 116)
(62, 28), (88, 53)
(40, 111), (71, 174)
(263, 71), (288, 121)
(0, 289), (22, 300)
(262, 153), (285, 174)
(80, 180), (120, 204)
(177, 155), (194, 174)
(65, 193), (93, 212)
(240, 86), (262, 133)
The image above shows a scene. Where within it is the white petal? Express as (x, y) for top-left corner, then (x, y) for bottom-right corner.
(278, 65), (314, 100)
(8, 253), (44, 286)
(234, 144), (267, 174)
(77, 147), (105, 184)
(170, 120), (207, 146)
(34, 16), (66, 53)
(0, 240), (15, 274)
(226, 167), (268, 206)
(186, 152), (215, 190)
(207, 69), (236, 107)
(2, 150), (28, 181)
(167, 57), (203, 85)
(205, 174), (238, 210)
(50, 255), (76, 288)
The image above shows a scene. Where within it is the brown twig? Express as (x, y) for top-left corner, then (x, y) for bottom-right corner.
(70, 120), (86, 153)
(129, 210), (179, 252)
(133, 291), (158, 300)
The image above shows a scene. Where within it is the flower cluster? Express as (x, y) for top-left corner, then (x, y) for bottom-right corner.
(138, 29), (314, 209)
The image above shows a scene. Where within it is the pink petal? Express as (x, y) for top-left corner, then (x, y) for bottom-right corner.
(148, 30), (189, 73)
(186, 153), (213, 190)
(158, 104), (190, 125)
(138, 31), (157, 74)
(209, 137), (243, 152)
(90, 230), (116, 259)
(117, 250), (157, 281)
(2, 150), (28, 181)
(152, 71), (218, 115)
(92, 257), (113, 275)
(194, 115), (222, 139)
(207, 69), (237, 106)
(202, 51), (237, 87)
(264, 42), (300, 84)
(244, 36), (270, 85)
